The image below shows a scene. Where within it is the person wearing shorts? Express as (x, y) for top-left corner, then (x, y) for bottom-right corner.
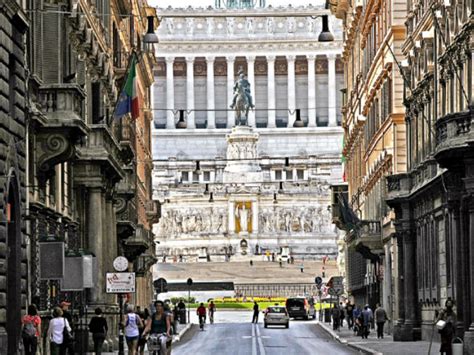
(124, 304), (143, 355)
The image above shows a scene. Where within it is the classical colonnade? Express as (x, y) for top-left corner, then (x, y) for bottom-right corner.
(163, 53), (338, 129)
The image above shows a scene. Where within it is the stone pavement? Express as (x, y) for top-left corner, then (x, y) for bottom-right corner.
(317, 320), (440, 355)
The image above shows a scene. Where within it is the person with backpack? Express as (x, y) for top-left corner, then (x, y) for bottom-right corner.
(47, 307), (72, 355)
(22, 304), (41, 355)
(123, 304), (143, 355)
(88, 307), (108, 355)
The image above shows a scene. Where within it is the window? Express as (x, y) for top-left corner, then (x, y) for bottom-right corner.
(181, 172), (189, 182)
(275, 170), (282, 180)
(286, 170), (293, 180)
(203, 171), (211, 182)
(193, 172), (200, 182)
(297, 169), (304, 180)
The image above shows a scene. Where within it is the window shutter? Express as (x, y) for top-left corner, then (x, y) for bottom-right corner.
(42, 4), (62, 83)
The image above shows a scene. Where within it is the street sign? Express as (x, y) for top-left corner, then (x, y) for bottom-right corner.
(187, 278), (193, 286)
(315, 276), (323, 286)
(331, 276), (344, 294)
(153, 277), (168, 293)
(106, 272), (135, 293)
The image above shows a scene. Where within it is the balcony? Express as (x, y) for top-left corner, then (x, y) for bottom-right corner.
(76, 124), (125, 183)
(346, 220), (383, 262)
(123, 224), (152, 263)
(435, 108), (474, 169)
(35, 84), (89, 181)
(386, 173), (411, 206)
(145, 200), (161, 225)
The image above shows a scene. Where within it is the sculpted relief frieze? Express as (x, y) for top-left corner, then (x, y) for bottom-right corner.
(259, 205), (333, 234)
(157, 207), (228, 237)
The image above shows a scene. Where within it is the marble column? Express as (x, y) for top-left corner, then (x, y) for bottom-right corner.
(206, 56), (216, 129)
(327, 54), (337, 127)
(307, 54), (317, 127)
(186, 56), (195, 129)
(227, 56), (235, 128)
(88, 187), (104, 303)
(287, 55), (296, 127)
(251, 200), (258, 233)
(165, 56), (175, 129)
(267, 55), (276, 128)
(228, 201), (235, 233)
(246, 55), (256, 127)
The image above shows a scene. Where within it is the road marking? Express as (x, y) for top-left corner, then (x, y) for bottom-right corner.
(255, 324), (266, 355)
(252, 323), (257, 355)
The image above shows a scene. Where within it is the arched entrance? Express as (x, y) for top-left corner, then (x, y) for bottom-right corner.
(6, 172), (22, 354)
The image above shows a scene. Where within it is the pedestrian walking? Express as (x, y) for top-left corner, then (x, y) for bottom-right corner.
(252, 301), (259, 323)
(339, 303), (346, 328)
(137, 308), (150, 355)
(353, 305), (362, 335)
(346, 302), (354, 329)
(436, 298), (457, 355)
(89, 307), (108, 355)
(60, 301), (74, 355)
(22, 304), (41, 355)
(374, 304), (388, 339)
(250, 260), (253, 266)
(331, 305), (341, 331)
(47, 307), (72, 355)
(124, 304), (143, 355)
(208, 301), (216, 324)
(177, 299), (186, 323)
(361, 305), (373, 339)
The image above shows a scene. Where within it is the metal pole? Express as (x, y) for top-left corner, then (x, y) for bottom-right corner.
(187, 287), (191, 324)
(118, 294), (124, 355)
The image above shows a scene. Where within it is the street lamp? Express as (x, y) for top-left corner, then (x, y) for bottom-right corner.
(143, 15), (159, 44)
(318, 15), (334, 42)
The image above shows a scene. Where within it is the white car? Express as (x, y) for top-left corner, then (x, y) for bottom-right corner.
(264, 306), (290, 328)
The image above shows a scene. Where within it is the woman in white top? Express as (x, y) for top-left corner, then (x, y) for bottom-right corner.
(47, 307), (72, 355)
(124, 304), (143, 355)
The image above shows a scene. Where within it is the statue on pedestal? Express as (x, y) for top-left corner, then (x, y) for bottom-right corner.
(235, 203), (251, 232)
(230, 68), (254, 126)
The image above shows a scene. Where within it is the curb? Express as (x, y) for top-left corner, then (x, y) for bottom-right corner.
(173, 323), (192, 343)
(315, 321), (382, 355)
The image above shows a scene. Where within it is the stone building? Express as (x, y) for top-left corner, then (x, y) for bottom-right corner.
(152, 3), (345, 261)
(0, 1), (29, 352)
(385, 0), (474, 349)
(329, 0), (407, 335)
(25, 0), (157, 350)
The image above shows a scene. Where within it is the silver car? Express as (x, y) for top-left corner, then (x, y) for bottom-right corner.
(264, 306), (290, 328)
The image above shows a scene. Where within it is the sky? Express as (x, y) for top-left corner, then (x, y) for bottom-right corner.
(149, 0), (322, 8)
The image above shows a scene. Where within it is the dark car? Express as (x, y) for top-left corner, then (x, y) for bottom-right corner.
(285, 297), (316, 320)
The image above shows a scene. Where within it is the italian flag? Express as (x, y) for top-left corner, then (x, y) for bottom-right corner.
(124, 55), (139, 119)
(114, 54), (139, 120)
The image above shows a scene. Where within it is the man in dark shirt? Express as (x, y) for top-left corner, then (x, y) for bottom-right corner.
(89, 307), (108, 355)
(252, 302), (259, 323)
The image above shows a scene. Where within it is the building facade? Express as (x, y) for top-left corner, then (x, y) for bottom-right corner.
(0, 1), (29, 352)
(25, 0), (157, 350)
(152, 4), (345, 262)
(329, 0), (407, 336)
(386, 0), (474, 349)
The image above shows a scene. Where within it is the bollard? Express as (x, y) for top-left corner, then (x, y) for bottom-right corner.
(452, 337), (463, 355)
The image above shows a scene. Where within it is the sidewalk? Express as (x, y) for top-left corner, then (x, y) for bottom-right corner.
(317, 321), (440, 355)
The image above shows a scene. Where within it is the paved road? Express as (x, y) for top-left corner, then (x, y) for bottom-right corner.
(173, 312), (358, 355)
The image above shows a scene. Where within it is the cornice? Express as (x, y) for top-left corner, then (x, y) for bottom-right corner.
(157, 5), (327, 17)
(155, 40), (343, 57)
